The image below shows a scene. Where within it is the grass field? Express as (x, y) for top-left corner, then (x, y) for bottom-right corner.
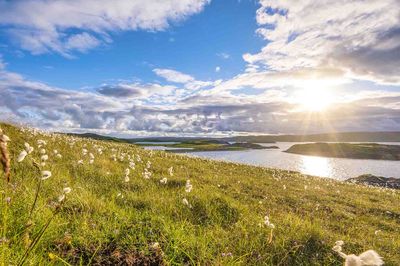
(0, 122), (399, 265)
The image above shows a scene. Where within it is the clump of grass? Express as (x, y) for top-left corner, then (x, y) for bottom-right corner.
(0, 122), (399, 265)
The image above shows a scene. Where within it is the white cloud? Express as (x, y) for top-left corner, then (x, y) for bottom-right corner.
(64, 33), (101, 53)
(246, 0), (400, 85)
(0, 0), (210, 56)
(153, 68), (218, 91)
(153, 68), (194, 83)
(215, 66), (221, 72)
(217, 52), (230, 59)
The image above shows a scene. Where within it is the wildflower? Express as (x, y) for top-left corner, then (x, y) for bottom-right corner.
(182, 198), (191, 208)
(332, 240), (384, 266)
(77, 159), (83, 164)
(56, 154), (62, 158)
(150, 242), (160, 249)
(63, 187), (72, 194)
(53, 150), (58, 154)
(41, 171), (52, 180)
(40, 148), (46, 155)
(160, 177), (167, 184)
(89, 159), (94, 164)
(124, 175), (130, 182)
(125, 168), (130, 176)
(146, 161), (151, 168)
(143, 168), (152, 179)
(17, 150), (28, 162)
(37, 139), (46, 145)
(168, 166), (173, 176)
(24, 142), (34, 153)
(41, 154), (48, 161)
(129, 161), (135, 169)
(58, 194), (65, 202)
(374, 230), (381, 235)
(89, 153), (94, 159)
(264, 215), (275, 229)
(283, 185), (286, 190)
(185, 180), (193, 193)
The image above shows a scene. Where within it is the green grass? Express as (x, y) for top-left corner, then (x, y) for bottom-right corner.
(0, 122), (399, 265)
(140, 140), (268, 152)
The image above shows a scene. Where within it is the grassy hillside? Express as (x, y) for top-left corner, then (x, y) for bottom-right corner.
(0, 123), (399, 265)
(286, 142), (400, 161)
(139, 140), (274, 152)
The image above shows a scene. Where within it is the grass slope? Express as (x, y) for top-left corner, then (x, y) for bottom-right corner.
(0, 123), (399, 265)
(286, 142), (400, 160)
(141, 140), (273, 152)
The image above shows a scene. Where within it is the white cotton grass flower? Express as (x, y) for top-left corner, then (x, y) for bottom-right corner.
(143, 168), (152, 179)
(58, 194), (65, 202)
(160, 177), (167, 184)
(17, 150), (28, 162)
(264, 215), (275, 229)
(125, 168), (130, 176)
(89, 153), (94, 159)
(40, 148), (46, 155)
(41, 154), (48, 161)
(53, 150), (58, 154)
(37, 139), (46, 146)
(332, 240), (384, 266)
(89, 159), (94, 164)
(77, 159), (83, 164)
(41, 170), (52, 180)
(185, 180), (193, 193)
(124, 175), (130, 182)
(129, 161), (135, 169)
(24, 142), (34, 153)
(168, 166), (173, 176)
(182, 198), (191, 208)
(56, 153), (62, 158)
(63, 187), (72, 194)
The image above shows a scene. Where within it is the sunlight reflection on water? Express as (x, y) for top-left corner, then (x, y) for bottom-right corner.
(300, 156), (332, 177)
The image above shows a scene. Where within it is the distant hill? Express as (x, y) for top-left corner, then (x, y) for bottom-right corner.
(227, 131), (400, 143)
(285, 142), (400, 160)
(66, 131), (400, 144)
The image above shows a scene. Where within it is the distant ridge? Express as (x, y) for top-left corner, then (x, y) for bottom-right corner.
(67, 131), (400, 143)
(227, 131), (400, 143)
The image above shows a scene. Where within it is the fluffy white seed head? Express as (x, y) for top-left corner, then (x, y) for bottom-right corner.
(41, 170), (52, 180)
(17, 150), (28, 162)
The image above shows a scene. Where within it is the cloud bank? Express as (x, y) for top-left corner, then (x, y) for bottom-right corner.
(0, 0), (399, 136)
(0, 0), (210, 56)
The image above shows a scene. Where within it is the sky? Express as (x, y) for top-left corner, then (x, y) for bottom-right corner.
(0, 0), (399, 137)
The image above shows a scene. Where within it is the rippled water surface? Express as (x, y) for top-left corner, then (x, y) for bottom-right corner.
(178, 142), (400, 180)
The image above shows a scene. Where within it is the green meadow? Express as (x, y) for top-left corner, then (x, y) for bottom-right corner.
(0, 123), (399, 265)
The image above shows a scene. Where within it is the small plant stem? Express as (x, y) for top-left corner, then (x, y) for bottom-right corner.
(17, 209), (59, 266)
(29, 178), (42, 219)
(268, 229), (273, 244)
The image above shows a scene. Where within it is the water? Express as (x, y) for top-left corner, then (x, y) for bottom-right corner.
(180, 142), (400, 180)
(143, 146), (193, 151)
(136, 141), (180, 145)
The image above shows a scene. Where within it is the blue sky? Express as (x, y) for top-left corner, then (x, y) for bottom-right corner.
(1, 0), (263, 89)
(0, 0), (399, 136)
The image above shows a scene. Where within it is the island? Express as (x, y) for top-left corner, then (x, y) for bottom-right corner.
(285, 142), (400, 160)
(138, 139), (279, 152)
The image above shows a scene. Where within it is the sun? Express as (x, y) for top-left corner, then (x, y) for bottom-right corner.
(296, 87), (334, 112)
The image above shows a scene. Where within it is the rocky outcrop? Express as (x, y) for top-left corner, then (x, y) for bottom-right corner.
(347, 174), (400, 189)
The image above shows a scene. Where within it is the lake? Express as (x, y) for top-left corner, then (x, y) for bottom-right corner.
(146, 142), (400, 180)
